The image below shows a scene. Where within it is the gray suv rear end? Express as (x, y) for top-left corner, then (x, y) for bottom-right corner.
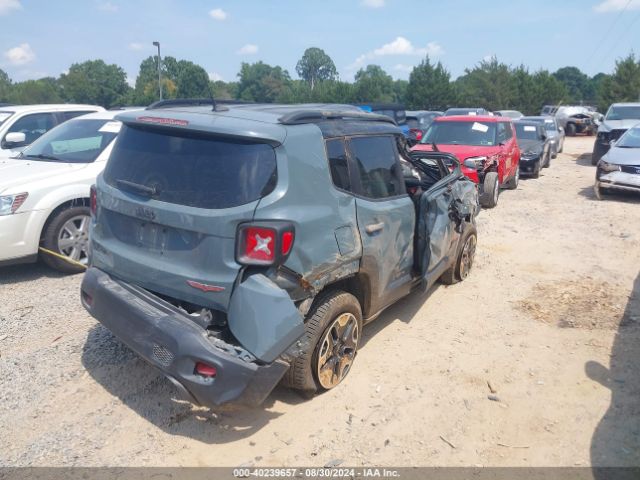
(81, 102), (478, 407)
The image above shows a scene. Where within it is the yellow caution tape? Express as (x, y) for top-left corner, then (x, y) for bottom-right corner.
(38, 247), (88, 270)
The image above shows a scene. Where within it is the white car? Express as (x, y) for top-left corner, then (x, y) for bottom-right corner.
(0, 104), (104, 160)
(0, 109), (137, 273)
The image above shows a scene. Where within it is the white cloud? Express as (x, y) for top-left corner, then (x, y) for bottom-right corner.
(4, 43), (35, 66)
(126, 74), (135, 87)
(393, 64), (413, 73)
(97, 1), (118, 12)
(594, 0), (640, 12)
(0, 0), (21, 15)
(128, 42), (144, 51)
(209, 8), (227, 20)
(361, 0), (385, 7)
(347, 36), (443, 71)
(208, 72), (224, 82)
(237, 44), (258, 55)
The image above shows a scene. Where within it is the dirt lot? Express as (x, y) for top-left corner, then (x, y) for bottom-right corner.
(1, 136), (639, 467)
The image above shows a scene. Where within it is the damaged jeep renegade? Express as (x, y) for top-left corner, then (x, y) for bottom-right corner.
(81, 101), (479, 407)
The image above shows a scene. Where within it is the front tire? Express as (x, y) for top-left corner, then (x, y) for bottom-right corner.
(566, 123), (577, 136)
(480, 172), (499, 208)
(283, 291), (363, 396)
(440, 226), (478, 285)
(506, 167), (519, 190)
(40, 206), (91, 274)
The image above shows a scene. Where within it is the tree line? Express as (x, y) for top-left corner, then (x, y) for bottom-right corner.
(0, 47), (639, 114)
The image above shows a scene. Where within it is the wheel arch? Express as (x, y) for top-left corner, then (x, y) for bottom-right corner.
(39, 197), (90, 244)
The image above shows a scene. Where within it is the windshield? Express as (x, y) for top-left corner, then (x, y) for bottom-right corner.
(104, 125), (277, 209)
(422, 121), (496, 146)
(606, 106), (640, 121)
(515, 124), (540, 141)
(616, 126), (640, 148)
(0, 111), (14, 127)
(543, 119), (556, 131)
(19, 119), (120, 163)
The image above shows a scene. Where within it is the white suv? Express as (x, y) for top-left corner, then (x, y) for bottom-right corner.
(0, 104), (104, 160)
(0, 109), (138, 273)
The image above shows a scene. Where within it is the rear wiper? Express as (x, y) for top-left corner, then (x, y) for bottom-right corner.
(116, 179), (159, 197)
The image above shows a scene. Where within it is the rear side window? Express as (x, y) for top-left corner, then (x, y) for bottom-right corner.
(326, 138), (351, 191)
(349, 136), (404, 199)
(105, 125), (277, 209)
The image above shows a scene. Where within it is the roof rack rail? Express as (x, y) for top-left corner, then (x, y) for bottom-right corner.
(278, 110), (397, 126)
(146, 98), (254, 110)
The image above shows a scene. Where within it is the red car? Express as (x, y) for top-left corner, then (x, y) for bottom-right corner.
(411, 115), (520, 208)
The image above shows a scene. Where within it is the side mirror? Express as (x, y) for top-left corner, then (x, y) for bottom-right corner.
(4, 131), (26, 147)
(541, 134), (547, 141)
(610, 139), (617, 147)
(463, 159), (477, 169)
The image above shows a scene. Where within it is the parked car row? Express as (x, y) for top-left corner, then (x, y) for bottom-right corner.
(592, 102), (640, 200)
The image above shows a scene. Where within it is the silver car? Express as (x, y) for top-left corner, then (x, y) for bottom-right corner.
(521, 116), (565, 158)
(595, 122), (640, 200)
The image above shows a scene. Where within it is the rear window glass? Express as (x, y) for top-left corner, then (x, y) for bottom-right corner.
(105, 125), (277, 209)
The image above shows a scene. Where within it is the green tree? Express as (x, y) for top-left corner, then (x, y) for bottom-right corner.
(295, 47), (338, 89)
(8, 78), (63, 104)
(405, 57), (456, 110)
(59, 60), (130, 108)
(175, 61), (210, 98)
(0, 68), (11, 102)
(597, 53), (640, 111)
(237, 61), (291, 102)
(531, 70), (568, 110)
(455, 57), (516, 111)
(352, 65), (394, 103)
(553, 66), (593, 103)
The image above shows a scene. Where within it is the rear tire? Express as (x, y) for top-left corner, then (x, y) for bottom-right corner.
(440, 226), (478, 285)
(40, 206), (91, 274)
(283, 291), (362, 397)
(480, 172), (499, 208)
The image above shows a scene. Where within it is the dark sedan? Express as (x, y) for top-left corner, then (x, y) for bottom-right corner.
(514, 120), (552, 178)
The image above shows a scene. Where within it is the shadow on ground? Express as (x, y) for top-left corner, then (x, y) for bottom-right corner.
(81, 284), (437, 442)
(0, 261), (68, 285)
(587, 271), (640, 471)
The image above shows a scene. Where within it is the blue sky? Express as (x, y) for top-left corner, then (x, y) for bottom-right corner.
(1, 0), (639, 85)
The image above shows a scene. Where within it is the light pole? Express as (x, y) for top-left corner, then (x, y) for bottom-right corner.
(152, 41), (162, 101)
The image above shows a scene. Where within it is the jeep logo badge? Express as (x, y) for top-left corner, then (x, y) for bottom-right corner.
(135, 207), (156, 221)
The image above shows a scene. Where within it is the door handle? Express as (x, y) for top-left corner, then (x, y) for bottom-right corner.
(365, 222), (384, 234)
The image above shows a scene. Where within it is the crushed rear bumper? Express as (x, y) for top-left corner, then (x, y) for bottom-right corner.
(81, 267), (289, 407)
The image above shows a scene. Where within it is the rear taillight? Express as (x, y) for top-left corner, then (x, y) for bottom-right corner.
(410, 129), (423, 141)
(90, 185), (97, 217)
(236, 222), (295, 266)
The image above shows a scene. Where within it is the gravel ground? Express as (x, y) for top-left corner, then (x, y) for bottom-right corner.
(1, 136), (639, 467)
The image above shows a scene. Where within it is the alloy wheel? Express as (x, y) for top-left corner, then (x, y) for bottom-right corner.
(57, 214), (90, 264)
(316, 312), (359, 389)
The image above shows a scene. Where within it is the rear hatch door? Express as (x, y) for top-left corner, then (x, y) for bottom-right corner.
(92, 122), (279, 312)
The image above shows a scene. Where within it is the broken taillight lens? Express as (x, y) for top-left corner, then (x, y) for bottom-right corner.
(236, 222), (295, 266)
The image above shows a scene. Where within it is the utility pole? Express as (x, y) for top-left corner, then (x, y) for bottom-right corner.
(152, 41), (163, 101)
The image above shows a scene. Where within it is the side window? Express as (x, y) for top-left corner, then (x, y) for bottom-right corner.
(4, 112), (57, 147)
(326, 138), (351, 192)
(60, 111), (96, 121)
(496, 122), (507, 144)
(349, 136), (405, 199)
(504, 122), (513, 140)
